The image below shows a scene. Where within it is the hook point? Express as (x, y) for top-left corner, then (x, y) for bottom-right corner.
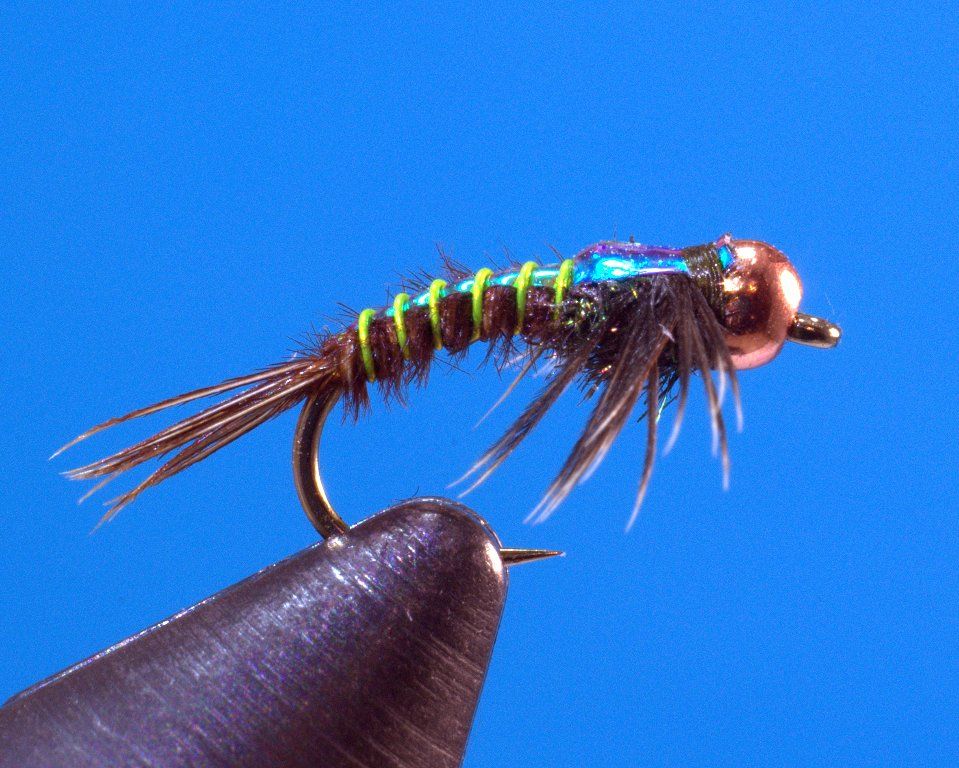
(499, 547), (564, 566)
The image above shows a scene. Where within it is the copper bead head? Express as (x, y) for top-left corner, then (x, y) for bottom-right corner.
(722, 240), (840, 370)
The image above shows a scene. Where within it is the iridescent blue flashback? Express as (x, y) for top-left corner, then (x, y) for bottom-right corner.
(572, 239), (735, 284)
(388, 237), (736, 318)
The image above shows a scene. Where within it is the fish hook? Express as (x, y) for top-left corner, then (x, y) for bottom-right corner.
(292, 391), (562, 565)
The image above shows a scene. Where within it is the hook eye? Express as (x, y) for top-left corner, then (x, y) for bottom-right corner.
(787, 312), (842, 348)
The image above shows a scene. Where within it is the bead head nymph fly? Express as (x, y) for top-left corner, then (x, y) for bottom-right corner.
(54, 233), (841, 539)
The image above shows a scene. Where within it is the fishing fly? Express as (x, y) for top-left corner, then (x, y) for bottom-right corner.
(55, 234), (840, 540)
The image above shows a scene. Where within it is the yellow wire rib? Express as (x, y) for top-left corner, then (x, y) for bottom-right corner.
(470, 268), (494, 342)
(392, 292), (411, 359)
(358, 308), (377, 382)
(428, 278), (448, 350)
(375, 260), (573, 376)
(554, 259), (575, 318)
(513, 261), (538, 334)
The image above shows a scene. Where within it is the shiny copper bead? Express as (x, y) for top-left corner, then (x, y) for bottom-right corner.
(722, 240), (804, 369)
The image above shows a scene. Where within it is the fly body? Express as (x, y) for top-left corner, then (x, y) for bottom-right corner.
(55, 234), (841, 535)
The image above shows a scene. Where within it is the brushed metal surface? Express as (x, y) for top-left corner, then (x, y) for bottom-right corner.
(0, 498), (508, 768)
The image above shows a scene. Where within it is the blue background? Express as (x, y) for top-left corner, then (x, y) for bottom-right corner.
(3, 3), (956, 765)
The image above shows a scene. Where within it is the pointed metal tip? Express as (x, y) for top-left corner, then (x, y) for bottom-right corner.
(499, 547), (564, 566)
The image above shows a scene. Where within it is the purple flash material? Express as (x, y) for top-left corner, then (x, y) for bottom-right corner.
(572, 236), (735, 284)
